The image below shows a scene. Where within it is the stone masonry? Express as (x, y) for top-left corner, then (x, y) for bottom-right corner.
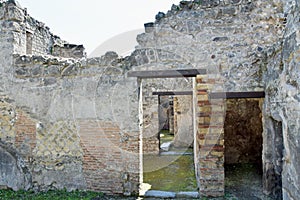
(0, 0), (299, 199)
(173, 95), (194, 148)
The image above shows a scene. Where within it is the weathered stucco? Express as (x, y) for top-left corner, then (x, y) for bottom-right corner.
(263, 0), (300, 199)
(0, 0), (299, 199)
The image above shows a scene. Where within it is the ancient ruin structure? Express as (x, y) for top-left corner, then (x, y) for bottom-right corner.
(0, 0), (299, 199)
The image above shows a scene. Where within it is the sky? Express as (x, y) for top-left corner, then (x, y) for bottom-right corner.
(17, 0), (181, 57)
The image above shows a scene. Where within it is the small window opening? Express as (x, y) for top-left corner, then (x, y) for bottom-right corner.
(26, 31), (33, 55)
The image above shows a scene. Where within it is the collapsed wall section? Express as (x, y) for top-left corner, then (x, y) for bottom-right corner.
(0, 0), (85, 58)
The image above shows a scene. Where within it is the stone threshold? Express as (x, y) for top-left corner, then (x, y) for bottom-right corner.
(160, 151), (193, 156)
(143, 190), (199, 199)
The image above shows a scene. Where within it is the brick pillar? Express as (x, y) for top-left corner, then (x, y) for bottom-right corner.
(196, 75), (225, 197)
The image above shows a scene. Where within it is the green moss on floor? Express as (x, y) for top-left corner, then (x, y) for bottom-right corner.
(225, 163), (274, 200)
(160, 130), (174, 144)
(143, 154), (197, 192)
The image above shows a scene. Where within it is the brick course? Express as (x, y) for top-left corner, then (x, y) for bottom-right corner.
(196, 75), (225, 197)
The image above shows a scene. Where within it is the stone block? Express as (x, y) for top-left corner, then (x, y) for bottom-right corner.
(197, 84), (211, 90)
(198, 116), (210, 124)
(198, 128), (209, 135)
(0, 8), (5, 20)
(0, 145), (31, 190)
(197, 94), (209, 101)
(209, 116), (225, 125)
(7, 6), (24, 22)
(144, 190), (176, 198)
(210, 151), (224, 157)
(211, 105), (225, 112)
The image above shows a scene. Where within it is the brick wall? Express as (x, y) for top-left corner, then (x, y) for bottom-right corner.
(15, 110), (36, 158)
(79, 120), (139, 195)
(196, 75), (225, 197)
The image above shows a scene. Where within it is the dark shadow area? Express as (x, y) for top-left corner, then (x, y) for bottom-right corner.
(225, 163), (272, 200)
(224, 99), (268, 200)
(263, 118), (283, 200)
(158, 96), (174, 150)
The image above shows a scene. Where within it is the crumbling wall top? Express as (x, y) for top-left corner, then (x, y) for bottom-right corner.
(0, 0), (86, 58)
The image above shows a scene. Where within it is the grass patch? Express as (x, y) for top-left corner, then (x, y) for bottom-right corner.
(160, 130), (174, 144)
(0, 189), (104, 200)
(143, 154), (197, 192)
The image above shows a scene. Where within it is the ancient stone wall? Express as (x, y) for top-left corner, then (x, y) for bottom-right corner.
(173, 95), (193, 148)
(0, 0), (299, 199)
(132, 0), (286, 197)
(0, 0), (85, 57)
(263, 0), (300, 199)
(0, 49), (140, 194)
(136, 0), (285, 91)
(158, 96), (170, 131)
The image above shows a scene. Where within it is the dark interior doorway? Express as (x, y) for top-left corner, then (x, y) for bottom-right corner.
(224, 98), (265, 199)
(158, 95), (174, 150)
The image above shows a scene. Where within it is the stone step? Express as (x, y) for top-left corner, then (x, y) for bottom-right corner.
(176, 191), (200, 198)
(144, 190), (176, 198)
(143, 190), (199, 199)
(160, 151), (193, 156)
(160, 141), (172, 151)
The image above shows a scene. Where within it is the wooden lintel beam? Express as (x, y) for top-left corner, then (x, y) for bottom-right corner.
(209, 91), (265, 99)
(153, 91), (193, 96)
(127, 69), (206, 78)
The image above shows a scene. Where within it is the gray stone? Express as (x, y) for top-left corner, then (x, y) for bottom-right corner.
(144, 190), (176, 198)
(176, 191), (199, 198)
(155, 12), (165, 21)
(0, 143), (31, 191)
(61, 64), (79, 76)
(160, 142), (172, 152)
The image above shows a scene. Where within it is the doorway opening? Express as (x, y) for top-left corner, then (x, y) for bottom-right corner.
(158, 95), (174, 151)
(224, 98), (264, 198)
(157, 94), (194, 152)
(26, 31), (33, 55)
(128, 69), (206, 197)
(143, 92), (197, 193)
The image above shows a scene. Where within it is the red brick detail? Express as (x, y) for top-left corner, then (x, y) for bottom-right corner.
(15, 110), (36, 154)
(78, 120), (139, 194)
(196, 75), (225, 197)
